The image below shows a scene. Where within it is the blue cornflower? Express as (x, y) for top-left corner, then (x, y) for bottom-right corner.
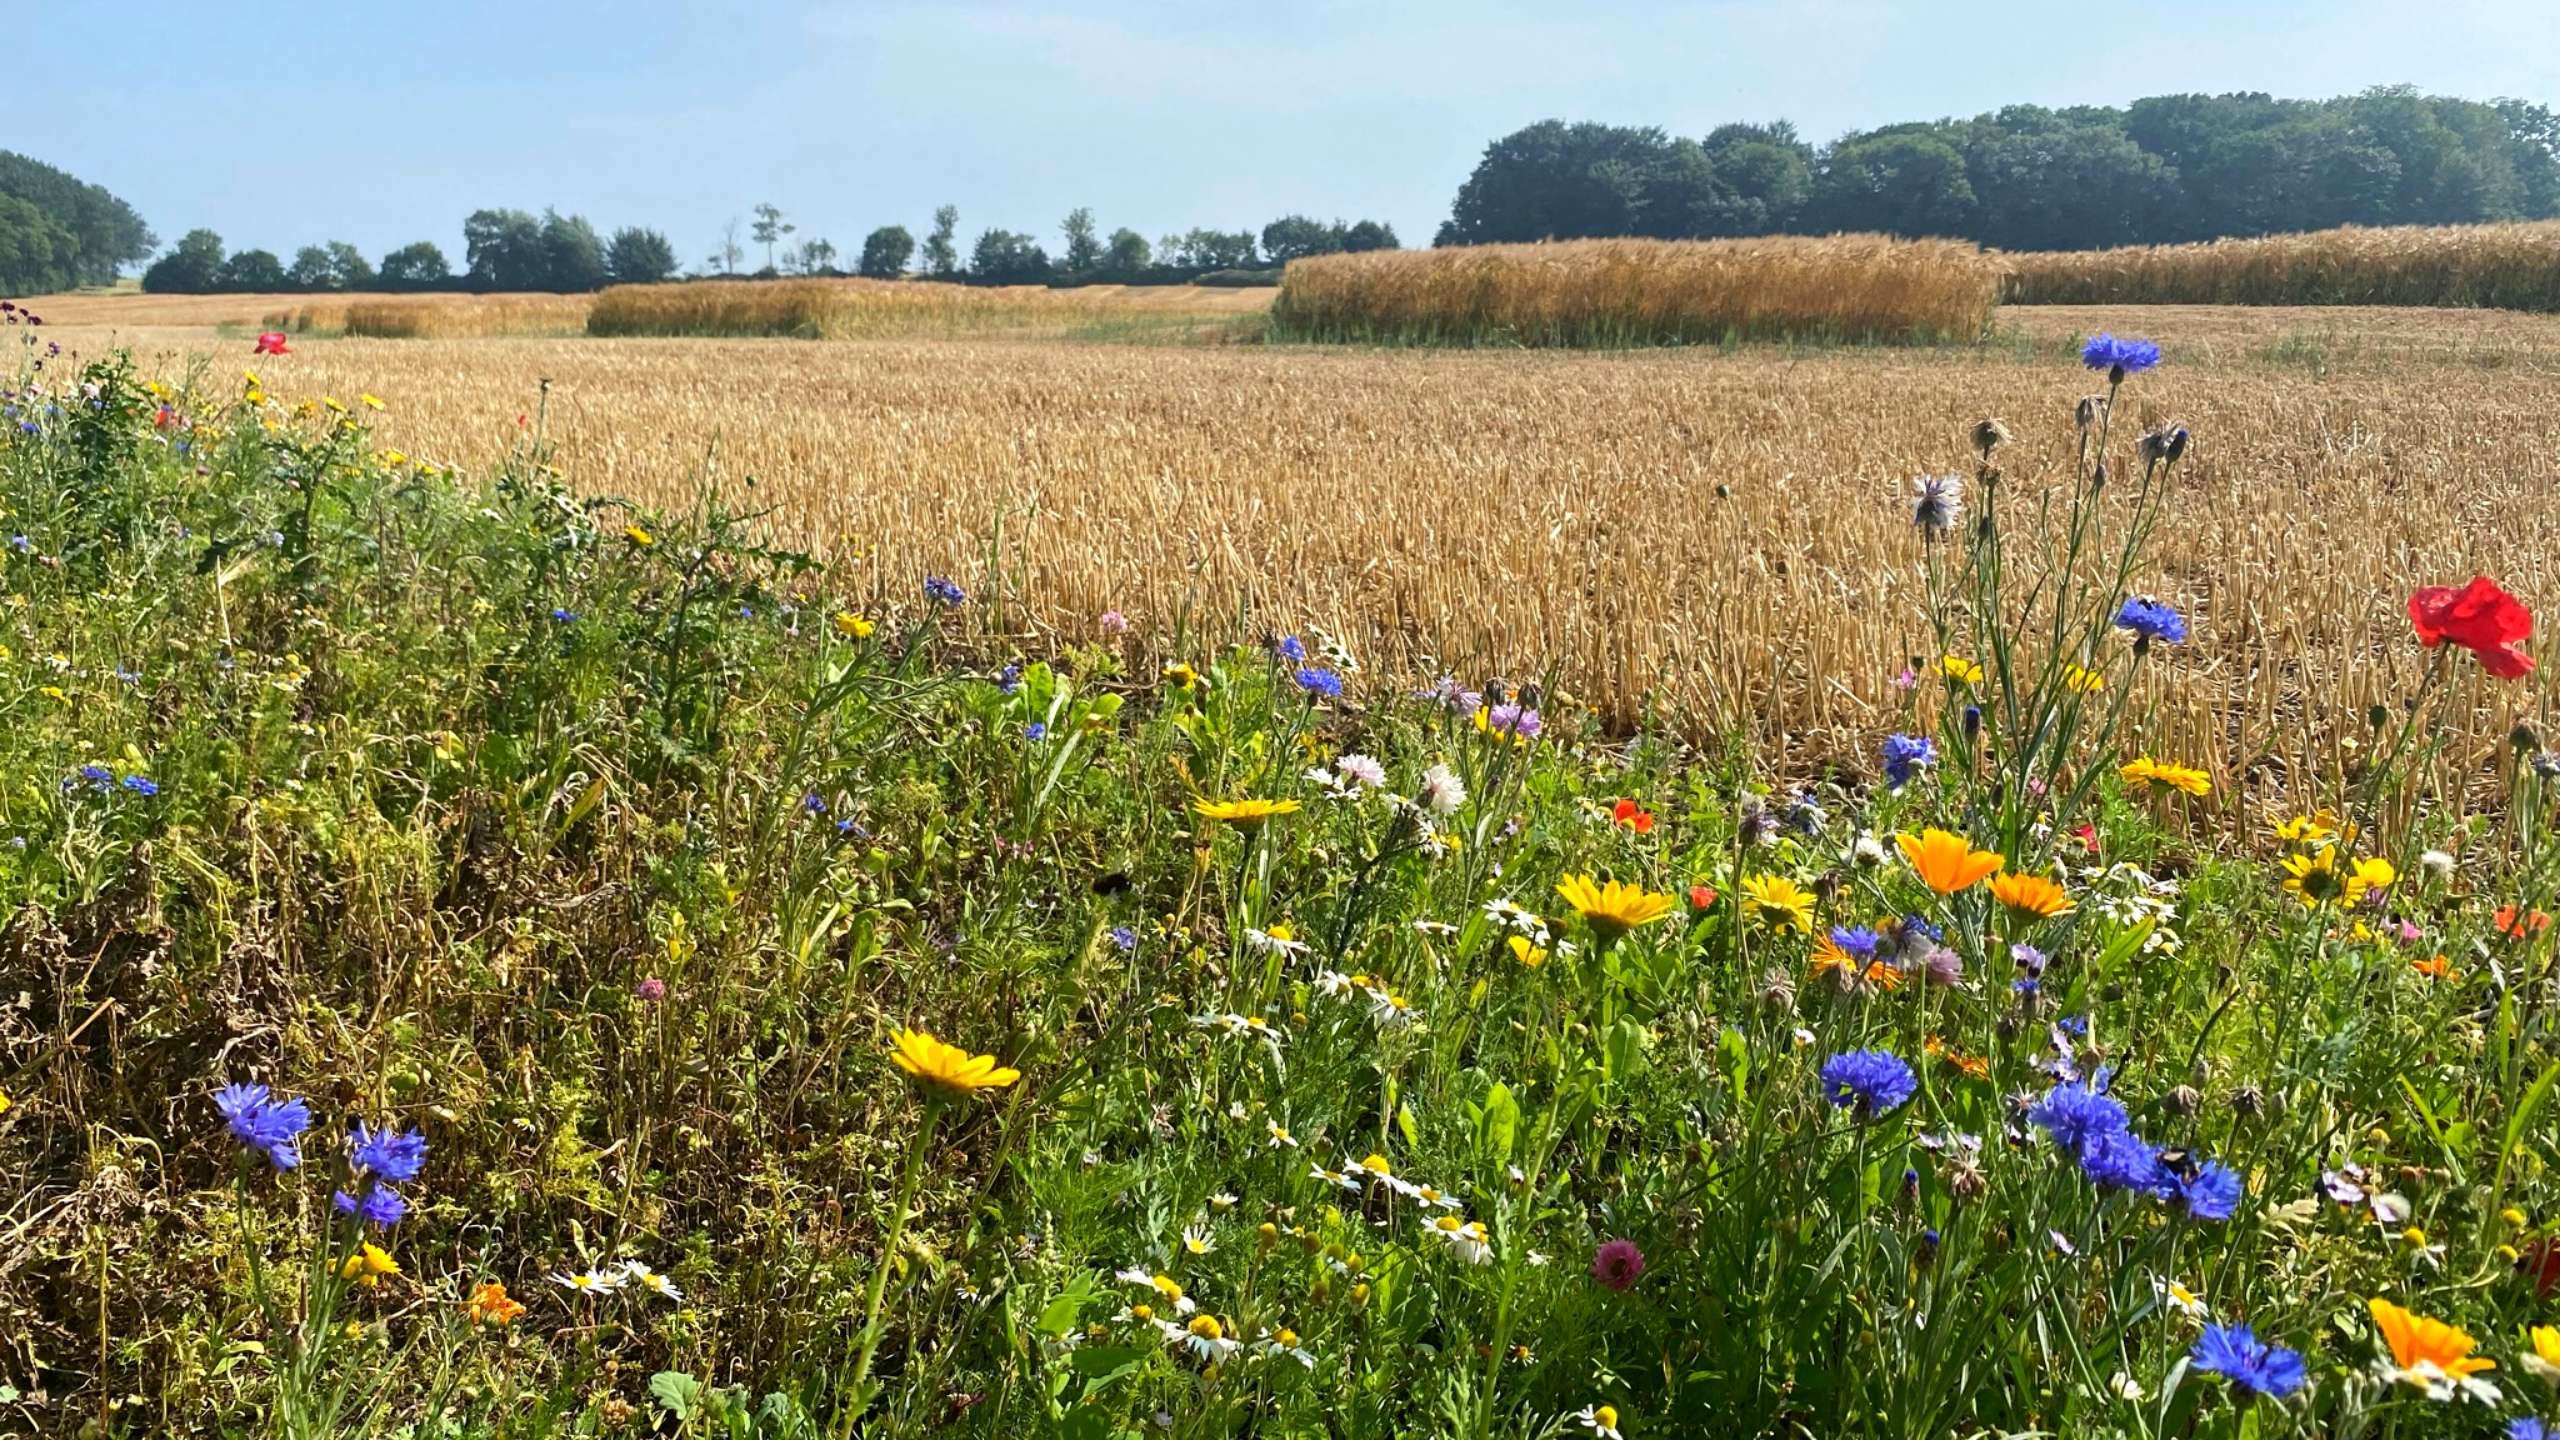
(1273, 634), (1307, 663)
(2058, 1014), (2089, 1037)
(7, 535), (28, 553)
(2081, 333), (2162, 380)
(2190, 1323), (2307, 1400)
(2076, 1127), (2165, 1193)
(1109, 925), (1138, 953)
(922, 575), (966, 606)
(349, 1122), (428, 1184)
(2169, 1159), (2244, 1221)
(738, 605), (755, 619)
(1899, 914), (1943, 944)
(2514, 1421), (2550, 1440)
(1786, 789), (1826, 835)
(1023, 721), (1047, 741)
(2115, 596), (2188, 645)
(998, 663), (1022, 695)
(214, 1082), (311, 1170)
(1828, 926), (1881, 960)
(2025, 1077), (2129, 1157)
(76, 764), (114, 792)
(333, 1184), (408, 1228)
(1293, 667), (1344, 699)
(121, 775), (158, 797)
(1882, 733), (1935, 791)
(1819, 1049), (1917, 1120)
(833, 817), (869, 840)
(802, 792), (828, 815)
(550, 607), (577, 623)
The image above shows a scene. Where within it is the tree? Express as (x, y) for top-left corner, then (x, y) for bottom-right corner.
(968, 229), (1051, 283)
(286, 241), (373, 291)
(605, 226), (680, 285)
(0, 150), (154, 287)
(1101, 227), (1152, 279)
(859, 225), (915, 278)
(538, 211), (608, 291)
(1259, 215), (1344, 263)
(141, 228), (226, 293)
(1060, 207), (1102, 275)
(463, 208), (546, 290)
(377, 241), (452, 290)
(750, 203), (794, 272)
(0, 194), (74, 294)
(710, 215), (745, 276)
(1164, 228), (1257, 269)
(1441, 121), (1721, 244)
(797, 237), (838, 274)
(921, 205), (959, 277)
(1340, 219), (1399, 252)
(216, 247), (287, 292)
(1805, 131), (1978, 236)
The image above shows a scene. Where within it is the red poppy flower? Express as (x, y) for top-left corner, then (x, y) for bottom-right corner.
(253, 331), (291, 356)
(2071, 823), (2099, 855)
(2409, 577), (2534, 678)
(2523, 1237), (2560, 1298)
(1610, 798), (1655, 834)
(1687, 885), (1717, 910)
(2494, 904), (2552, 938)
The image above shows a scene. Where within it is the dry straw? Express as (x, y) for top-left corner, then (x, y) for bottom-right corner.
(1271, 235), (2008, 346)
(2004, 220), (2560, 311)
(586, 278), (1265, 340)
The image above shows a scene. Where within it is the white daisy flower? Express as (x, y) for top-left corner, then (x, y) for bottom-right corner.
(2150, 1274), (2205, 1319)
(551, 1268), (623, 1294)
(1266, 1119), (1299, 1148)
(1572, 1404), (1623, 1440)
(615, 1261), (683, 1301)
(1431, 1215), (1492, 1265)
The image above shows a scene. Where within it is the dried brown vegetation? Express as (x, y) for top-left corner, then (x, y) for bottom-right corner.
(30, 302), (2560, 797)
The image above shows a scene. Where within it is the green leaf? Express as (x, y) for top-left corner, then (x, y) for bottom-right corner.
(1068, 1346), (1144, 1389)
(1396, 1104), (1420, 1148)
(1473, 1081), (1519, 1165)
(648, 1370), (703, 1421)
(1038, 1273), (1098, 1338)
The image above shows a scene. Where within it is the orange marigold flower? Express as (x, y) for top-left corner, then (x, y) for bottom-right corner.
(1896, 829), (2004, 895)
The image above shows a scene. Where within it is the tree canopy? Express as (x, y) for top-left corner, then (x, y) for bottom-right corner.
(0, 151), (154, 293)
(1439, 89), (2560, 249)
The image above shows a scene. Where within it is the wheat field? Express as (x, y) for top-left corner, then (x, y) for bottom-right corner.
(2005, 219), (2560, 310)
(29, 301), (2560, 796)
(1273, 235), (2007, 345)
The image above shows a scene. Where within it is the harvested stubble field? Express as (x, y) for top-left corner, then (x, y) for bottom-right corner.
(35, 301), (2560, 797)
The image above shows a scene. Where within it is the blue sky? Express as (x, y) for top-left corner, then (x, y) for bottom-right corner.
(24, 1), (2560, 266)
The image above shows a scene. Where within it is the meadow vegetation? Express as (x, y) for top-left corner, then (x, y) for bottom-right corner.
(8, 316), (2560, 1439)
(1269, 236), (2005, 347)
(2004, 220), (2560, 311)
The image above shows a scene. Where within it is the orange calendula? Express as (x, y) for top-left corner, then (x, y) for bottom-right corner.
(1989, 872), (2075, 920)
(1896, 829), (2004, 894)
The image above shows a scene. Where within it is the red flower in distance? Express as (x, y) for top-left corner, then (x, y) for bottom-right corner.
(1610, 798), (1655, 834)
(1687, 885), (1717, 910)
(2408, 577), (2534, 678)
(253, 331), (291, 356)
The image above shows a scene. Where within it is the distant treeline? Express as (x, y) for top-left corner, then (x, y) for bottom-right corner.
(1439, 88), (2560, 251)
(0, 151), (154, 294)
(135, 205), (1404, 296)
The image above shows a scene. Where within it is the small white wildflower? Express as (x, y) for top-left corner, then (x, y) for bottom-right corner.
(1419, 763), (1466, 816)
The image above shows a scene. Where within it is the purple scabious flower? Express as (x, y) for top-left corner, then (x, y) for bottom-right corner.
(922, 575), (966, 606)
(2010, 943), (2048, 976)
(215, 1082), (311, 1170)
(1484, 703), (1541, 738)
(2081, 333), (2162, 380)
(333, 1184), (408, 1228)
(1819, 1049), (1917, 1120)
(1589, 1238), (1645, 1291)
(2168, 1159), (2243, 1221)
(1293, 667), (1344, 699)
(2115, 596), (2188, 645)
(349, 1123), (428, 1184)
(2191, 1323), (2306, 1400)
(1882, 733), (1935, 790)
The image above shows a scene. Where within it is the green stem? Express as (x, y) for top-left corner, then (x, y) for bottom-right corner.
(846, 1099), (943, 1426)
